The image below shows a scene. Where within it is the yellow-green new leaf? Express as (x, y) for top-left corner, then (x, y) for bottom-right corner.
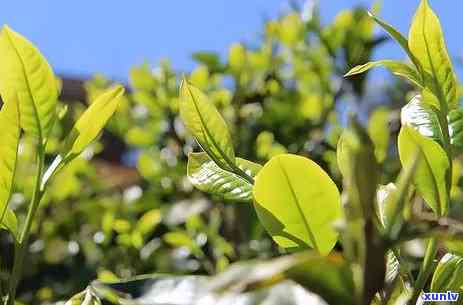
(398, 126), (449, 216)
(0, 25), (58, 140)
(345, 60), (422, 88)
(0, 98), (20, 233)
(63, 85), (124, 160)
(179, 81), (235, 172)
(253, 154), (342, 255)
(188, 152), (261, 203)
(368, 12), (423, 73)
(409, 0), (458, 110)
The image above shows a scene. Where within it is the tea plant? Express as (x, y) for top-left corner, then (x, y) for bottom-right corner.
(0, 26), (124, 305)
(2, 0), (462, 304)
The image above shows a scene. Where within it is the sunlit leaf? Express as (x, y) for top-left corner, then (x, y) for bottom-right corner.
(42, 86), (124, 188)
(398, 126), (450, 216)
(368, 12), (423, 73)
(345, 60), (422, 87)
(179, 81), (236, 172)
(401, 95), (441, 142)
(0, 25), (58, 140)
(402, 95), (463, 155)
(63, 85), (124, 160)
(253, 154), (341, 255)
(409, 0), (458, 110)
(188, 152), (261, 203)
(0, 97), (20, 236)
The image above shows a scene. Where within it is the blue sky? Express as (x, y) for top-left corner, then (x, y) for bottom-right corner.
(0, 1), (461, 81)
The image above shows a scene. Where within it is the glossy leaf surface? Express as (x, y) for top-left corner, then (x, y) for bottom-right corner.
(179, 81), (235, 171)
(253, 154), (341, 254)
(345, 60), (421, 87)
(409, 0), (458, 110)
(188, 152), (261, 203)
(398, 126), (449, 216)
(430, 253), (463, 293)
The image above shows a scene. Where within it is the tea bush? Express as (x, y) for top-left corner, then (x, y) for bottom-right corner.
(1, 1), (463, 305)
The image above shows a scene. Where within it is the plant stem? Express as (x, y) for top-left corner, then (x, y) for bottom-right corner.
(7, 147), (45, 305)
(409, 237), (438, 305)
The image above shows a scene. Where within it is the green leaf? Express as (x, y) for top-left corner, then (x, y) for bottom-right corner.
(188, 152), (261, 203)
(345, 60), (422, 87)
(368, 107), (390, 163)
(0, 25), (58, 141)
(0, 97), (20, 235)
(368, 12), (423, 73)
(63, 85), (124, 159)
(431, 253), (463, 293)
(0, 208), (18, 238)
(253, 154), (342, 255)
(401, 95), (441, 143)
(398, 126), (450, 216)
(42, 86), (124, 187)
(409, 0), (458, 110)
(179, 80), (235, 172)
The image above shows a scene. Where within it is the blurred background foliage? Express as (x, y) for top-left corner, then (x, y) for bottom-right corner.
(2, 2), (461, 304)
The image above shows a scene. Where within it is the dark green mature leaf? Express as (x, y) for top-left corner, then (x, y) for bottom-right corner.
(253, 154), (342, 255)
(431, 253), (463, 293)
(409, 0), (458, 111)
(0, 25), (58, 141)
(345, 60), (422, 87)
(180, 81), (236, 172)
(0, 97), (20, 236)
(188, 152), (261, 203)
(398, 126), (450, 216)
(92, 274), (326, 305)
